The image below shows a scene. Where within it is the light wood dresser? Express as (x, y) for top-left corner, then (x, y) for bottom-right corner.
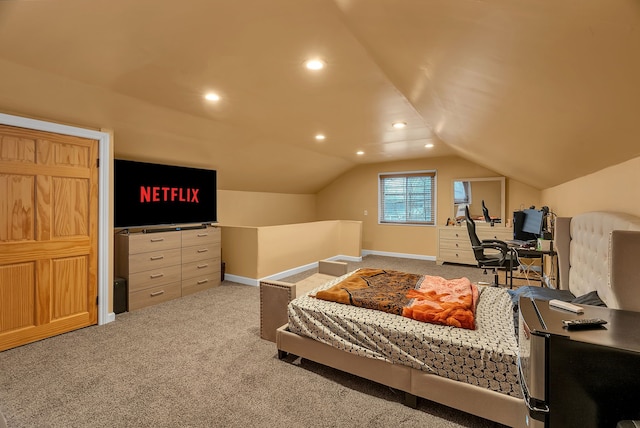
(116, 226), (221, 310)
(436, 224), (512, 266)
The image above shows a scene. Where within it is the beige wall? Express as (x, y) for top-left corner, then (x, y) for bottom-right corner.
(221, 221), (362, 281)
(220, 226), (259, 278)
(542, 156), (640, 217)
(316, 155), (541, 257)
(506, 179), (542, 219)
(218, 190), (316, 226)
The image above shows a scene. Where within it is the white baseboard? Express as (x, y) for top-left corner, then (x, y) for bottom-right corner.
(223, 274), (259, 287)
(225, 251), (438, 286)
(225, 254), (364, 287)
(361, 249), (436, 261)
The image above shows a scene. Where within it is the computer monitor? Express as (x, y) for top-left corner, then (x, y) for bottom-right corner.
(522, 208), (544, 237)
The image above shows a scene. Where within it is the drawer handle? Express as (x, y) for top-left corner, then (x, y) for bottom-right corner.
(150, 255), (164, 260)
(455, 233), (459, 237)
(150, 290), (165, 297)
(150, 273), (164, 279)
(197, 264), (209, 269)
(455, 243), (459, 247)
(197, 279), (209, 284)
(150, 238), (165, 242)
(197, 248), (209, 253)
(197, 233), (209, 237)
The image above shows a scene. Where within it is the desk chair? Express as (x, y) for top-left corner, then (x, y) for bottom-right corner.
(481, 199), (492, 223)
(465, 206), (518, 287)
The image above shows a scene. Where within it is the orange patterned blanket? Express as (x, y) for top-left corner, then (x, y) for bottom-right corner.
(312, 268), (479, 330)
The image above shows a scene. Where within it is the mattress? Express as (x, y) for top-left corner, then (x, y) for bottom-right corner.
(287, 270), (521, 398)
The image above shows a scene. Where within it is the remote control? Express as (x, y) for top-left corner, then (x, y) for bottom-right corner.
(549, 299), (584, 313)
(562, 318), (608, 329)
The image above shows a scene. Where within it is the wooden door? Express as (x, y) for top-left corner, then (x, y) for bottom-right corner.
(0, 124), (98, 351)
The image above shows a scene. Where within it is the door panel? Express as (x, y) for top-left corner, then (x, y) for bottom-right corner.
(0, 173), (34, 242)
(0, 124), (98, 351)
(53, 177), (90, 237)
(0, 262), (35, 331)
(52, 256), (88, 319)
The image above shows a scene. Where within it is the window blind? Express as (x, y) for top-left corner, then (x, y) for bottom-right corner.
(379, 171), (436, 225)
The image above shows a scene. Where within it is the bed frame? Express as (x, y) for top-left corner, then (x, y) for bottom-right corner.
(276, 325), (525, 426)
(273, 211), (640, 428)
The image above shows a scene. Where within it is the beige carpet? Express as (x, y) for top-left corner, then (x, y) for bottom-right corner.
(0, 256), (509, 428)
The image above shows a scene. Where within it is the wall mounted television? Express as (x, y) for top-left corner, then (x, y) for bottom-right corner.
(114, 159), (217, 229)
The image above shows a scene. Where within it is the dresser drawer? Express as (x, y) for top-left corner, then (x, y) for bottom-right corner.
(182, 275), (220, 296)
(128, 231), (181, 254)
(477, 228), (512, 241)
(127, 248), (182, 274)
(439, 239), (471, 251)
(128, 264), (182, 292)
(181, 243), (220, 264)
(129, 281), (182, 310)
(182, 258), (220, 280)
(182, 227), (220, 248)
(438, 228), (469, 241)
(438, 248), (477, 265)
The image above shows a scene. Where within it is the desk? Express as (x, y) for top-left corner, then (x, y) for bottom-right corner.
(520, 299), (640, 426)
(511, 246), (558, 287)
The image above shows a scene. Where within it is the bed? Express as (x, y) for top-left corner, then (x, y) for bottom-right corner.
(273, 211), (640, 428)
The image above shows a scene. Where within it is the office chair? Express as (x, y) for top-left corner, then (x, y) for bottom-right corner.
(465, 206), (518, 287)
(481, 199), (492, 223)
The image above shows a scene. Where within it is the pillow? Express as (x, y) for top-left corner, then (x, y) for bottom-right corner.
(571, 290), (607, 307)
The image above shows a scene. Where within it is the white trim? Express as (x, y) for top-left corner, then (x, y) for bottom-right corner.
(223, 274), (258, 287)
(0, 113), (114, 326)
(361, 249), (436, 261)
(226, 255), (364, 287)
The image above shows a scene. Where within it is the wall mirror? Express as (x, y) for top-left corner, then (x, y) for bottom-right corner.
(452, 177), (505, 225)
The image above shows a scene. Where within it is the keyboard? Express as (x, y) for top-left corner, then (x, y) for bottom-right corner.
(507, 239), (536, 247)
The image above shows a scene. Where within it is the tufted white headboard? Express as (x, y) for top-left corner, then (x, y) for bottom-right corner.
(555, 211), (640, 311)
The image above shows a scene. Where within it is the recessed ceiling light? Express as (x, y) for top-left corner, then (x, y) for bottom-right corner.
(356, 151), (364, 156)
(315, 134), (326, 141)
(204, 92), (220, 102)
(305, 59), (325, 70)
(392, 121), (407, 129)
(425, 143), (434, 148)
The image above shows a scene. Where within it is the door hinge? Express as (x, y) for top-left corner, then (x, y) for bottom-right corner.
(96, 296), (99, 306)
(96, 158), (100, 168)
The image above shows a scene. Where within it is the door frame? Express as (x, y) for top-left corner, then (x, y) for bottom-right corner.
(0, 112), (114, 326)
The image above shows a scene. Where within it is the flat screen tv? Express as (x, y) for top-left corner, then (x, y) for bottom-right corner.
(114, 159), (217, 228)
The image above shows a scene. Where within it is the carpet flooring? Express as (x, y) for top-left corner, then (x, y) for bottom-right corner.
(0, 256), (511, 428)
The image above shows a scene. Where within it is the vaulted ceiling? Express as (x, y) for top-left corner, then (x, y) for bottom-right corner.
(0, 0), (638, 193)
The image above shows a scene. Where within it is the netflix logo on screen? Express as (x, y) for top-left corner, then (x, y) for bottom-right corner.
(140, 186), (200, 203)
(114, 160), (217, 228)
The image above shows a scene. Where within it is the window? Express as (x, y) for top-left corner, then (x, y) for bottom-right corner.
(379, 170), (436, 225)
(453, 180), (471, 205)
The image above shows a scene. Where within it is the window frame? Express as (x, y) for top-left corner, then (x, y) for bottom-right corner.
(378, 170), (437, 226)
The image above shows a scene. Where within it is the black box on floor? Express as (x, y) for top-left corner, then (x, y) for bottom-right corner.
(113, 277), (128, 314)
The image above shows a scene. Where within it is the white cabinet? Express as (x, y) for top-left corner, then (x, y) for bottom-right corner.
(436, 225), (512, 266)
